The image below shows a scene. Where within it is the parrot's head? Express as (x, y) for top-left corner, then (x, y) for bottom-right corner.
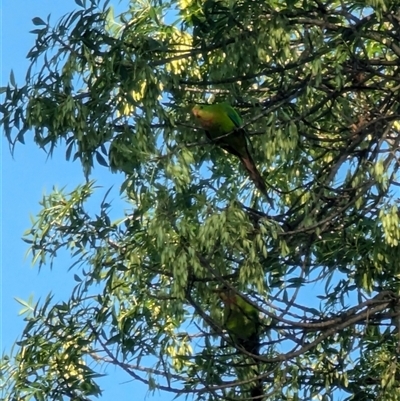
(192, 104), (206, 119)
(191, 104), (204, 117)
(192, 104), (215, 128)
(214, 285), (237, 306)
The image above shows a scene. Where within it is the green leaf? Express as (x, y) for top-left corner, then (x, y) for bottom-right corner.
(9, 70), (15, 87)
(95, 151), (109, 167)
(32, 17), (46, 26)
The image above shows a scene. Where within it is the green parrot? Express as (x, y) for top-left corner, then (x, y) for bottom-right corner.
(218, 286), (260, 355)
(192, 103), (273, 207)
(218, 287), (263, 399)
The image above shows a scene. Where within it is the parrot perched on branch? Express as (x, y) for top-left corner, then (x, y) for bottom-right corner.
(218, 286), (261, 355)
(192, 103), (273, 207)
(217, 286), (264, 400)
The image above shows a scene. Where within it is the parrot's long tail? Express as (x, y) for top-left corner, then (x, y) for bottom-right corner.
(240, 155), (274, 208)
(242, 335), (264, 400)
(250, 380), (264, 400)
(241, 333), (260, 357)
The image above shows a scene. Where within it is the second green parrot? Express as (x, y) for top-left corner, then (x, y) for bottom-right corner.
(218, 286), (263, 399)
(192, 103), (273, 207)
(218, 286), (260, 355)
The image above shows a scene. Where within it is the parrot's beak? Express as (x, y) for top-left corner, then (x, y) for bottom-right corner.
(192, 107), (199, 118)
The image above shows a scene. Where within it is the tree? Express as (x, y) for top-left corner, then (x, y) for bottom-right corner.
(2, 0), (400, 399)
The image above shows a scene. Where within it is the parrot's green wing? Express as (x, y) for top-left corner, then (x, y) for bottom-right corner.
(223, 104), (243, 128)
(236, 297), (260, 328)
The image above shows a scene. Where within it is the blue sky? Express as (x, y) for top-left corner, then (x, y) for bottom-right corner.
(1, 1), (169, 400)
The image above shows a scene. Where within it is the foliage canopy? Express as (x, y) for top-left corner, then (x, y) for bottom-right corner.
(2, 0), (400, 400)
